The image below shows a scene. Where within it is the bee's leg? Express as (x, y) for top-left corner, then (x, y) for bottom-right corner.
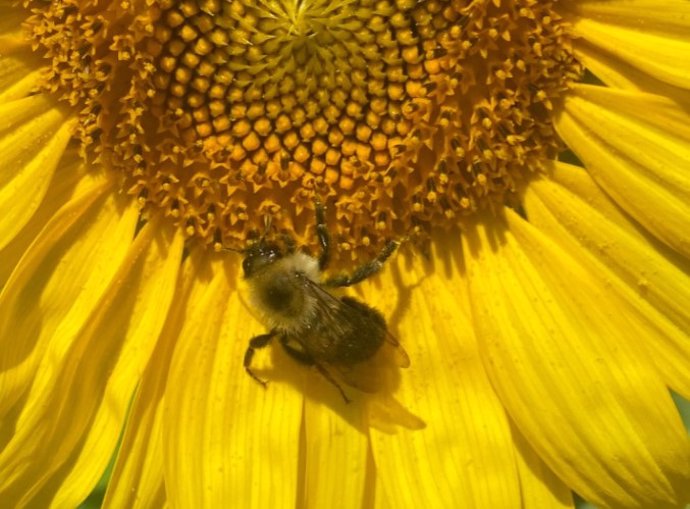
(315, 200), (331, 270)
(280, 336), (351, 403)
(324, 240), (399, 287)
(244, 331), (276, 387)
(313, 363), (352, 404)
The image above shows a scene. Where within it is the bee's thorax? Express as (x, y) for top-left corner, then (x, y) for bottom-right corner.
(247, 252), (320, 332)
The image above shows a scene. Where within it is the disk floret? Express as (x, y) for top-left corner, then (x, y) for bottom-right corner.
(25, 0), (582, 260)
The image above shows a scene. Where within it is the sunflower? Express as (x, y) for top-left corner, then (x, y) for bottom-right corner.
(1, 0), (690, 507)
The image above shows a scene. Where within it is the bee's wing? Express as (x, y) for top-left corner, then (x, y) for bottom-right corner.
(335, 293), (410, 369)
(381, 327), (410, 368)
(299, 277), (409, 393)
(335, 331), (410, 393)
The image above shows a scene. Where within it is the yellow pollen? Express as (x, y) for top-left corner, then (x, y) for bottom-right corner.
(25, 0), (582, 261)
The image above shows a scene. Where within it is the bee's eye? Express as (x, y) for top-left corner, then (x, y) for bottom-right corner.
(242, 243), (282, 277)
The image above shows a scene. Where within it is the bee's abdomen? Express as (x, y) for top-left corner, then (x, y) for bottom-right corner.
(322, 297), (386, 364)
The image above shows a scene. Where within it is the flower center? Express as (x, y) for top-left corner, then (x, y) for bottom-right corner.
(26, 0), (581, 259)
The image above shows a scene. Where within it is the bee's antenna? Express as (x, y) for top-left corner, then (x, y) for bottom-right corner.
(215, 233), (249, 254)
(221, 245), (245, 253)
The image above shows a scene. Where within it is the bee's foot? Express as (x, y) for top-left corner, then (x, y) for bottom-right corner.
(246, 368), (269, 388)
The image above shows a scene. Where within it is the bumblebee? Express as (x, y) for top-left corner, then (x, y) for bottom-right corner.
(241, 203), (408, 402)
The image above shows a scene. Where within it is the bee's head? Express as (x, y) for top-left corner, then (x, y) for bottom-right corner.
(242, 241), (283, 278)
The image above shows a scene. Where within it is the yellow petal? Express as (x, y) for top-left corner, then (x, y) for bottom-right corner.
(105, 251), (198, 509)
(0, 152), (86, 287)
(571, 35), (690, 108)
(41, 222), (184, 508)
(512, 424), (573, 509)
(566, 0), (690, 89)
(0, 182), (134, 427)
(368, 236), (522, 509)
(525, 162), (690, 397)
(105, 375), (167, 509)
(302, 398), (370, 509)
(0, 197), (153, 506)
(0, 9), (30, 52)
(465, 213), (690, 508)
(163, 254), (303, 508)
(0, 50), (44, 102)
(0, 95), (76, 250)
(555, 84), (690, 258)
